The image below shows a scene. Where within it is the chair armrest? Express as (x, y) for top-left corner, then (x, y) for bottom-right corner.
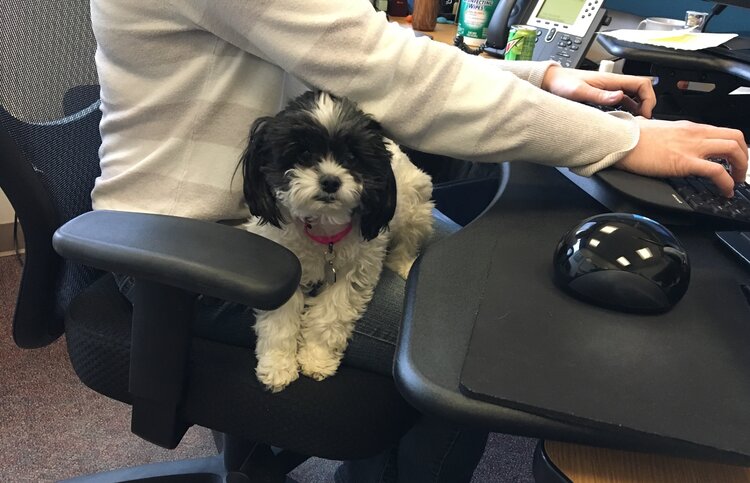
(52, 210), (301, 309)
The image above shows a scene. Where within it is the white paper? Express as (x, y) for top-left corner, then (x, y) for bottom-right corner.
(599, 29), (738, 51)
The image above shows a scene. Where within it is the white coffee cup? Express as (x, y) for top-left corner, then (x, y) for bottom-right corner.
(637, 17), (685, 31)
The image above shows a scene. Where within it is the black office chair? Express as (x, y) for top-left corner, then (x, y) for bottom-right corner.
(0, 1), (419, 480)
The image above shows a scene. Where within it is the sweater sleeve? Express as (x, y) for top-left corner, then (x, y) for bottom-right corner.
(180, 0), (638, 174)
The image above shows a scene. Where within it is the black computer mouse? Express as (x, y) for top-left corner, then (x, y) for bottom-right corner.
(553, 213), (690, 313)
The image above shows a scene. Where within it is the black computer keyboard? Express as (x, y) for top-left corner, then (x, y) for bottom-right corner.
(591, 157), (750, 227)
(666, 175), (750, 223)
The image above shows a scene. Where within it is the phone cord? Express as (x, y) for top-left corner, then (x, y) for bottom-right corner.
(453, 35), (485, 56)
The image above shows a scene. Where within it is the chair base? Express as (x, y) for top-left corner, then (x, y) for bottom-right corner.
(59, 433), (309, 483)
(59, 455), (226, 483)
(58, 454), (305, 483)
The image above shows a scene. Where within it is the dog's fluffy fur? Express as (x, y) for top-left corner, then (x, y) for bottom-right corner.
(240, 91), (434, 392)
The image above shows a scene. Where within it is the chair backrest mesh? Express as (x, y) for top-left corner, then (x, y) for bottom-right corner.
(1, 0), (103, 329)
(1, 1), (98, 123)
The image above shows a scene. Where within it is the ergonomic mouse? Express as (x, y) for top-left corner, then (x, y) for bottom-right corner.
(553, 213), (690, 313)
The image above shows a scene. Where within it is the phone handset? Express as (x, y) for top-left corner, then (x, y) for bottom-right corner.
(483, 0), (608, 68)
(485, 0), (534, 54)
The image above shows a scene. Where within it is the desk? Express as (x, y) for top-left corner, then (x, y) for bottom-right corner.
(394, 162), (750, 480)
(391, 16), (750, 481)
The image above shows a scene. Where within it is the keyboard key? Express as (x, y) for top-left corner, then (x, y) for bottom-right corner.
(666, 166), (750, 224)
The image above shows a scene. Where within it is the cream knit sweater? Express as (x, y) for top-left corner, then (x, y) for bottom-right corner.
(90, 0), (639, 221)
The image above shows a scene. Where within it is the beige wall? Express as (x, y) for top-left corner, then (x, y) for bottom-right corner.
(0, 190), (15, 225)
(0, 189), (21, 255)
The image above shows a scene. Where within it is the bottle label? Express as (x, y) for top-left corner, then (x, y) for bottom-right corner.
(457, 0), (500, 40)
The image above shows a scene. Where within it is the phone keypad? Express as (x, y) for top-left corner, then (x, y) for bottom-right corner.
(548, 34), (583, 67)
(582, 0), (601, 19)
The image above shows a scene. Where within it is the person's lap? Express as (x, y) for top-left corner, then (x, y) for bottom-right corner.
(114, 209), (460, 375)
(114, 210), (488, 483)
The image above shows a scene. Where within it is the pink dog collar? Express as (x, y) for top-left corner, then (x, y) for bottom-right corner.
(302, 221), (353, 245)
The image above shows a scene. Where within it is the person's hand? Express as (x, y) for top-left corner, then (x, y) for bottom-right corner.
(615, 118), (748, 197)
(541, 64), (656, 117)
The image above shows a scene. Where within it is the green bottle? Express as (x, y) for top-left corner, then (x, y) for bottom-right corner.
(456, 0), (501, 46)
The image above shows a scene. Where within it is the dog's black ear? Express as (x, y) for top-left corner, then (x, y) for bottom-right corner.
(360, 166), (397, 241)
(241, 117), (283, 227)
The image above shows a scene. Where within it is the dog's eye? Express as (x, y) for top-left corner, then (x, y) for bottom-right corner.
(340, 152), (356, 164)
(297, 150), (312, 163)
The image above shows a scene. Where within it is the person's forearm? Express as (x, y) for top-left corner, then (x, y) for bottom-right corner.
(188, 0), (638, 172)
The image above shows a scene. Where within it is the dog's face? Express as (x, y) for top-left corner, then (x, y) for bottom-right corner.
(241, 91), (396, 241)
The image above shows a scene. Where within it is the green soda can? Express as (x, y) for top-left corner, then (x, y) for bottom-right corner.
(504, 25), (537, 61)
(457, 0), (501, 47)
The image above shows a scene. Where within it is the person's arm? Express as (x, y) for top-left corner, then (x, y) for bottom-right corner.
(176, 0), (747, 194)
(539, 66), (747, 196)
(176, 0), (638, 171)
(541, 66), (657, 117)
(615, 118), (748, 197)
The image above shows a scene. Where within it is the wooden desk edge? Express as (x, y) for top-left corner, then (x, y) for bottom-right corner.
(544, 440), (750, 482)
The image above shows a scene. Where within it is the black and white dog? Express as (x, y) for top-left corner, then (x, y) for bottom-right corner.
(241, 91), (434, 392)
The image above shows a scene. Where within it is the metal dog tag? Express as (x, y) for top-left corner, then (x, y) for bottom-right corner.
(324, 243), (337, 285)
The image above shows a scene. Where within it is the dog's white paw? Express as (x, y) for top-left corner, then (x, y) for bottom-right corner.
(297, 343), (341, 381)
(387, 258), (415, 280)
(256, 352), (299, 392)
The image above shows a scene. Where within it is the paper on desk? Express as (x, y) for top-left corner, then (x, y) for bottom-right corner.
(599, 29), (737, 51)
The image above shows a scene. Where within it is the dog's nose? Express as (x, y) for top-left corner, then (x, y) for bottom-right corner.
(319, 175), (342, 194)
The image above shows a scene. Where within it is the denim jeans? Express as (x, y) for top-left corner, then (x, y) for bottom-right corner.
(113, 210), (488, 483)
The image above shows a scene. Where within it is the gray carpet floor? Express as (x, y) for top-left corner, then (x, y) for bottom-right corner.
(0, 255), (536, 482)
